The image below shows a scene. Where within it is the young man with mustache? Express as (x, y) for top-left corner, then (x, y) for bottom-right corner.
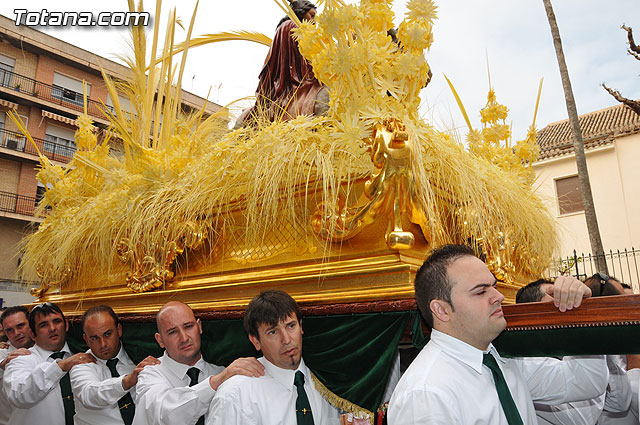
(207, 290), (341, 425)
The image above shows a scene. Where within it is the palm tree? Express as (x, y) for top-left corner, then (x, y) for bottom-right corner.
(542, 0), (608, 273)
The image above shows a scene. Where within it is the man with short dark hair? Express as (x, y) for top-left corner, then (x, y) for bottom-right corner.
(133, 301), (264, 425)
(389, 244), (608, 425)
(70, 305), (159, 425)
(3, 302), (95, 425)
(207, 290), (341, 425)
(515, 278), (554, 304)
(0, 306), (34, 425)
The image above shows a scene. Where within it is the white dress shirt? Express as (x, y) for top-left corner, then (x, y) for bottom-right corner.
(598, 359), (639, 425)
(534, 355), (630, 425)
(0, 344), (16, 425)
(207, 357), (341, 425)
(133, 352), (224, 425)
(70, 345), (137, 425)
(388, 330), (608, 425)
(2, 342), (72, 425)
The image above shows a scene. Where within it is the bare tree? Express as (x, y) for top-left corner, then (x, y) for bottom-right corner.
(602, 25), (640, 115)
(542, 0), (608, 273)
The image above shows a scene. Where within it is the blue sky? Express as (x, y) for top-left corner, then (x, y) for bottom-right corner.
(1, 0), (638, 139)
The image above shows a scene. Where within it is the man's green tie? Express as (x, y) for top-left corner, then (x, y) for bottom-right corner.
(294, 371), (315, 425)
(50, 351), (75, 425)
(482, 353), (523, 425)
(186, 367), (205, 425)
(106, 358), (135, 425)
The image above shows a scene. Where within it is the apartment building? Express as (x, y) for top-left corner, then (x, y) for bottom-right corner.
(0, 14), (221, 306)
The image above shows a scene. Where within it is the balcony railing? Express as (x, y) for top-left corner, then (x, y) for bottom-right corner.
(0, 127), (75, 163)
(0, 69), (114, 119)
(0, 190), (37, 217)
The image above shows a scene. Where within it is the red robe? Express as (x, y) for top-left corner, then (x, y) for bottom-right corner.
(250, 19), (324, 122)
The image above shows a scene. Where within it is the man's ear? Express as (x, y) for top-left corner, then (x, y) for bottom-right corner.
(430, 299), (452, 323)
(197, 318), (203, 335)
(82, 333), (89, 345)
(154, 332), (165, 349)
(65, 319), (69, 332)
(248, 334), (261, 352)
(117, 323), (123, 339)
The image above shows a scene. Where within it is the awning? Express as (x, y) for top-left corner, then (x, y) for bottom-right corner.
(42, 110), (77, 126)
(0, 98), (18, 109)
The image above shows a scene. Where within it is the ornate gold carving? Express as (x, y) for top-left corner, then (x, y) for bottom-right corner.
(32, 263), (73, 297)
(312, 118), (426, 250)
(476, 232), (516, 285)
(116, 221), (207, 293)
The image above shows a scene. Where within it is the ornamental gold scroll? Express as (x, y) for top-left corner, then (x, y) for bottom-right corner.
(116, 220), (207, 293)
(312, 118), (428, 250)
(31, 262), (73, 298)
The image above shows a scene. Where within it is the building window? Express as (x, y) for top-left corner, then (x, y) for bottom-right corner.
(555, 175), (584, 215)
(0, 53), (15, 88)
(44, 134), (76, 157)
(51, 72), (90, 107)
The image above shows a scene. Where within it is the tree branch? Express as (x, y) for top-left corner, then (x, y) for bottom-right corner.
(602, 83), (640, 115)
(622, 25), (640, 56)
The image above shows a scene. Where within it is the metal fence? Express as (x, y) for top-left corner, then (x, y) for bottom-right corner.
(0, 127), (75, 163)
(0, 190), (37, 216)
(547, 248), (640, 291)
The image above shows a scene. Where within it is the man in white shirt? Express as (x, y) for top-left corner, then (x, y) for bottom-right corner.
(0, 306), (34, 425)
(3, 302), (95, 425)
(70, 305), (160, 425)
(207, 290), (341, 425)
(516, 277), (633, 425)
(388, 244), (609, 425)
(133, 301), (265, 425)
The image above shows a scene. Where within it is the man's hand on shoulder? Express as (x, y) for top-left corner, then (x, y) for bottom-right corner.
(122, 355), (160, 390)
(544, 275), (592, 312)
(57, 352), (96, 372)
(209, 357), (265, 390)
(0, 342), (8, 349)
(0, 347), (31, 370)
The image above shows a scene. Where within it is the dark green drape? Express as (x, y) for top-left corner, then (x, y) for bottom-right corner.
(67, 312), (410, 413)
(67, 309), (640, 414)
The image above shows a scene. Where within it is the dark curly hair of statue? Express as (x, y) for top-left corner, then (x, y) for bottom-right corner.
(277, 0), (316, 28)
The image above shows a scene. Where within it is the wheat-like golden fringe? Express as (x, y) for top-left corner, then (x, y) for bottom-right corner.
(20, 0), (558, 288)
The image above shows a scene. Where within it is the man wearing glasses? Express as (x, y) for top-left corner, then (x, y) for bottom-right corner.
(2, 302), (95, 425)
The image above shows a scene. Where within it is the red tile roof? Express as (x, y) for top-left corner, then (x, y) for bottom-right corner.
(535, 103), (640, 160)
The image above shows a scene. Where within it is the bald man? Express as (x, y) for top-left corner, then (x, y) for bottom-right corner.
(133, 301), (264, 425)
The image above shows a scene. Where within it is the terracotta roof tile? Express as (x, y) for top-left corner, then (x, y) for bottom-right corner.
(535, 103), (640, 160)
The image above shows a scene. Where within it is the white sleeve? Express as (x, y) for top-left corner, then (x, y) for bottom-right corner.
(0, 348), (9, 379)
(70, 362), (129, 408)
(626, 368), (640, 418)
(206, 385), (254, 425)
(602, 355), (632, 413)
(519, 356), (609, 404)
(2, 354), (66, 408)
(387, 388), (462, 425)
(133, 365), (215, 425)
